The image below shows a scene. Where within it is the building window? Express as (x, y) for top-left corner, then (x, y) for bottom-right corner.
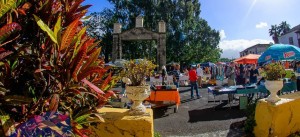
(289, 37), (294, 45)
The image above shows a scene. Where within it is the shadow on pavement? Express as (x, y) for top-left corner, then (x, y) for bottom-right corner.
(227, 120), (247, 137)
(179, 88), (190, 93)
(188, 106), (246, 123)
(180, 97), (198, 104)
(152, 106), (174, 119)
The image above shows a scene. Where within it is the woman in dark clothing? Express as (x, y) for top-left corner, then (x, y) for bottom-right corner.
(249, 65), (259, 84)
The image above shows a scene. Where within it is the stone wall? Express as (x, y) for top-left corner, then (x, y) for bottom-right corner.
(89, 108), (153, 137)
(254, 97), (300, 137)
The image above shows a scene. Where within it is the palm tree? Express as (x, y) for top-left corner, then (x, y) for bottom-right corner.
(279, 21), (291, 35)
(269, 25), (280, 44)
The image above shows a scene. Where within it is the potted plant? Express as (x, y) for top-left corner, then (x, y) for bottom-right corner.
(261, 62), (286, 103)
(122, 59), (156, 115)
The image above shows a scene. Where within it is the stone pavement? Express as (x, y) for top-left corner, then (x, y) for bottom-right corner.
(152, 86), (247, 137)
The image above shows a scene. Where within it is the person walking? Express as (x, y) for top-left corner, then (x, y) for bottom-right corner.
(189, 66), (201, 99)
(225, 62), (237, 102)
(196, 64), (203, 88)
(226, 62), (236, 86)
(172, 64), (180, 88)
(161, 65), (168, 85)
(249, 64), (259, 84)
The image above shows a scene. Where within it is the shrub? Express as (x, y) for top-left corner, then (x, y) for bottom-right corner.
(0, 0), (119, 136)
(261, 63), (286, 80)
(244, 99), (258, 135)
(123, 59), (156, 86)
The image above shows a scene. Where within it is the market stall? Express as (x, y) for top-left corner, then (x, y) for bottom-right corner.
(146, 85), (180, 112)
(234, 54), (260, 64)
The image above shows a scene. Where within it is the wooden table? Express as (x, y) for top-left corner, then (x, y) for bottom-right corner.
(146, 89), (180, 112)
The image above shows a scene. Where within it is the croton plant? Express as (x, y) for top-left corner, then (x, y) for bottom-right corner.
(0, 0), (119, 136)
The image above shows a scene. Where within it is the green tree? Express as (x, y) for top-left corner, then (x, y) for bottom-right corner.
(219, 58), (233, 62)
(269, 25), (280, 44)
(279, 21), (291, 35)
(269, 21), (291, 44)
(86, 0), (221, 64)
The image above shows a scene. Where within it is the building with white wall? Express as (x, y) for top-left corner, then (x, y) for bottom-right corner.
(239, 44), (270, 57)
(278, 24), (300, 47)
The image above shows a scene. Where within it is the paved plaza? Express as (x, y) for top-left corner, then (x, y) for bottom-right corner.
(152, 86), (247, 137)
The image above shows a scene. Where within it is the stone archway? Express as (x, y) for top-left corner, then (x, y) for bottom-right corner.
(112, 16), (166, 70)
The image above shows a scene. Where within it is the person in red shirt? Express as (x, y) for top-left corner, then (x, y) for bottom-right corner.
(189, 66), (201, 98)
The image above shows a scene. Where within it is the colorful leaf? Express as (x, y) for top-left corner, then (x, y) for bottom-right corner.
(39, 121), (63, 135)
(0, 22), (22, 44)
(73, 127), (88, 137)
(0, 0), (16, 18)
(77, 66), (108, 81)
(76, 5), (92, 13)
(81, 78), (105, 94)
(54, 16), (61, 43)
(49, 94), (59, 112)
(67, 0), (83, 13)
(60, 18), (80, 51)
(0, 51), (13, 60)
(101, 72), (112, 90)
(87, 40), (100, 53)
(74, 113), (90, 124)
(71, 39), (89, 82)
(92, 113), (105, 123)
(73, 26), (86, 53)
(82, 47), (101, 70)
(33, 15), (58, 44)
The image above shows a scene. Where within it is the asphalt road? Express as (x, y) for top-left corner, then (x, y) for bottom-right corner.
(152, 86), (247, 137)
(112, 85), (247, 137)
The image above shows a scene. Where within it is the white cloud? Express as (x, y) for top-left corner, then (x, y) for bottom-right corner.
(256, 22), (268, 29)
(219, 29), (226, 40)
(219, 39), (272, 59)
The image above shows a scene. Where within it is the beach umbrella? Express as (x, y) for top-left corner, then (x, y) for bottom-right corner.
(258, 44), (300, 63)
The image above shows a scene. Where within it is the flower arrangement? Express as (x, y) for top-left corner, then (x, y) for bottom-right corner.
(261, 62), (286, 80)
(123, 59), (156, 86)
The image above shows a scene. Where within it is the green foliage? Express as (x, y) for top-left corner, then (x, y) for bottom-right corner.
(269, 21), (291, 43)
(0, 0), (19, 18)
(261, 63), (286, 80)
(285, 69), (295, 79)
(219, 58), (233, 63)
(154, 131), (162, 137)
(33, 15), (57, 44)
(123, 59), (156, 86)
(244, 99), (258, 135)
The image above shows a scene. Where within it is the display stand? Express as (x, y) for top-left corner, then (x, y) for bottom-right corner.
(146, 85), (180, 112)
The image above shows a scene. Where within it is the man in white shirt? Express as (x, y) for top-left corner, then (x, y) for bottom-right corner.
(196, 64), (203, 88)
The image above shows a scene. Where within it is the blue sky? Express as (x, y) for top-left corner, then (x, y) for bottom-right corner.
(83, 0), (300, 58)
